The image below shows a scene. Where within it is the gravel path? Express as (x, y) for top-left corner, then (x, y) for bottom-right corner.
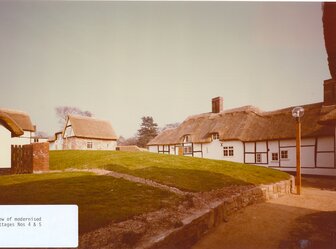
(192, 176), (336, 249)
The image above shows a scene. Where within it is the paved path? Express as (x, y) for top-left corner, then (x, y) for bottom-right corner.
(192, 176), (336, 249)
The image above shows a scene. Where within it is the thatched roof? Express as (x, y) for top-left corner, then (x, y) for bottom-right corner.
(48, 131), (62, 142)
(0, 111), (24, 137)
(66, 115), (117, 140)
(0, 108), (35, 132)
(148, 102), (335, 145)
(319, 107), (336, 125)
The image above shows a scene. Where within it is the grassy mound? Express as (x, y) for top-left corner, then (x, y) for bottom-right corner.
(0, 172), (181, 234)
(50, 150), (290, 192)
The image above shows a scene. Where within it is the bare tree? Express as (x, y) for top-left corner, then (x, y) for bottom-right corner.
(55, 106), (93, 127)
(118, 135), (138, 146)
(323, 3), (336, 79)
(34, 131), (50, 138)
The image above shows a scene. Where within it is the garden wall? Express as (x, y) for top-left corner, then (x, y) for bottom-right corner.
(147, 177), (294, 249)
(11, 142), (49, 174)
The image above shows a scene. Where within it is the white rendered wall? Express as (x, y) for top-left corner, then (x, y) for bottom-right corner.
(170, 145), (175, 155)
(0, 125), (11, 168)
(193, 143), (202, 158)
(202, 140), (222, 160)
(268, 141), (279, 167)
(63, 137), (117, 150)
(55, 136), (64, 150)
(49, 134), (64, 151)
(244, 142), (255, 163)
(278, 140), (295, 168)
(148, 146), (158, 153)
(316, 136), (334, 168)
(203, 140), (244, 162)
(11, 131), (31, 145)
(148, 135), (336, 176)
(49, 141), (55, 150)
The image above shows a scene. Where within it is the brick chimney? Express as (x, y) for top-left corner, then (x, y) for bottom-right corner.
(212, 97), (223, 113)
(323, 79), (336, 106)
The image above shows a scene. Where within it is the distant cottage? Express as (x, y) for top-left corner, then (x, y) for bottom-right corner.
(148, 79), (336, 176)
(49, 115), (118, 150)
(0, 108), (35, 145)
(0, 108), (36, 168)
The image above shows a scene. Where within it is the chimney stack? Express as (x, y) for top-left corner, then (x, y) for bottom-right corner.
(212, 97), (223, 113)
(324, 79), (336, 106)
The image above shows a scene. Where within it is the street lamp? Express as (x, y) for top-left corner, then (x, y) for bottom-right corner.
(292, 106), (304, 195)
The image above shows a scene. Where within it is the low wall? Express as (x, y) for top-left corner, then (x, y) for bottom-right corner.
(0, 168), (11, 175)
(11, 142), (49, 174)
(147, 177), (294, 249)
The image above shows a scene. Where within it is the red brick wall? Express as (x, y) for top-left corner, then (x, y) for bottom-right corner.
(11, 142), (49, 174)
(11, 145), (33, 174)
(32, 143), (49, 171)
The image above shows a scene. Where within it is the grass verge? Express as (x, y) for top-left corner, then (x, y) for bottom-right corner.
(0, 172), (182, 234)
(50, 151), (290, 192)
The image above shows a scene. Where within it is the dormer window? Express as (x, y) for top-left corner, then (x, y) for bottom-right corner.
(211, 133), (219, 140)
(183, 135), (191, 143)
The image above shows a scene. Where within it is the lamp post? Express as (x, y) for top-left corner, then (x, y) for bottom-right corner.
(292, 106), (304, 195)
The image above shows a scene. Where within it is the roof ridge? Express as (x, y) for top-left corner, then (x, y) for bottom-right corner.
(68, 114), (109, 122)
(262, 102), (323, 116)
(0, 108), (30, 116)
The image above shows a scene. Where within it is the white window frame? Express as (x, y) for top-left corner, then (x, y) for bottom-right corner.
(183, 146), (192, 154)
(211, 133), (219, 140)
(272, 153), (279, 161)
(280, 150), (288, 159)
(183, 135), (191, 143)
(87, 141), (93, 149)
(256, 153), (262, 163)
(223, 146), (234, 157)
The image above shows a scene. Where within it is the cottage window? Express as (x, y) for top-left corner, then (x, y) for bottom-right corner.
(211, 133), (219, 140)
(280, 150), (288, 159)
(87, 141), (93, 149)
(183, 135), (191, 143)
(256, 153), (262, 163)
(272, 153), (279, 161)
(183, 146), (192, 154)
(223, 146), (234, 156)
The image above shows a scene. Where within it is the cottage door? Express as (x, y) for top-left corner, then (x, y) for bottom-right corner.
(178, 147), (183, 156)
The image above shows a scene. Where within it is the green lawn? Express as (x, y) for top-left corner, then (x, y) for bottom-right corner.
(50, 150), (290, 192)
(0, 172), (182, 234)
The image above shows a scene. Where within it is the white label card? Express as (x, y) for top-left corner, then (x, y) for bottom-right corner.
(0, 205), (78, 248)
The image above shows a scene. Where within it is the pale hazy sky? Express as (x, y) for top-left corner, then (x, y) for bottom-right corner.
(0, 1), (330, 138)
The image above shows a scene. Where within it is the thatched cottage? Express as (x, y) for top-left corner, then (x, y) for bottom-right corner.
(148, 79), (336, 176)
(0, 108), (36, 145)
(0, 110), (32, 168)
(48, 131), (63, 150)
(50, 115), (118, 150)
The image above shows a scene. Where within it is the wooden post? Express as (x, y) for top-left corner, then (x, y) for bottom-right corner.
(296, 119), (302, 195)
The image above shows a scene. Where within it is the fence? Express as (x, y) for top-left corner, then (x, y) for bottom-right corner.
(11, 142), (49, 174)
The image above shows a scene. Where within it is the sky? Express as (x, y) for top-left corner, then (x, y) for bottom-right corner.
(0, 1), (331, 138)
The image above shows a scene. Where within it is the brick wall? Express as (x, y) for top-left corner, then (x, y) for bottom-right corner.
(0, 168), (12, 175)
(11, 142), (49, 174)
(31, 143), (49, 171)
